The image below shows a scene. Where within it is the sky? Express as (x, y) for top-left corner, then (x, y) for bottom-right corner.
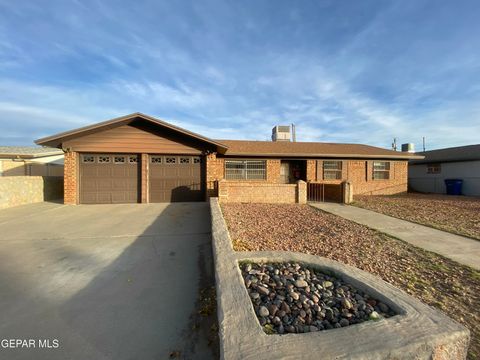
(0, 0), (479, 150)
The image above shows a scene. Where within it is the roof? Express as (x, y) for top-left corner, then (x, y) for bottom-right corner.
(0, 146), (64, 159)
(35, 112), (229, 152)
(410, 144), (480, 164)
(34, 112), (422, 160)
(217, 140), (423, 159)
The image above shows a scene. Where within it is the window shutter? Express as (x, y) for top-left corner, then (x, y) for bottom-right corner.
(316, 160), (323, 181)
(366, 161), (371, 181)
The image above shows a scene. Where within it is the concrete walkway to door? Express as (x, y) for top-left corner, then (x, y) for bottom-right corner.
(311, 202), (480, 270)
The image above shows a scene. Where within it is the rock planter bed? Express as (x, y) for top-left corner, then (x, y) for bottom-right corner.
(242, 262), (395, 334)
(210, 198), (470, 359)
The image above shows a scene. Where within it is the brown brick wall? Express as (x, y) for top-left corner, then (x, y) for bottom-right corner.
(206, 153), (224, 198)
(306, 160), (316, 181)
(64, 151), (78, 205)
(218, 180), (301, 204)
(266, 159), (281, 183)
(347, 160), (407, 196)
(207, 154), (408, 202)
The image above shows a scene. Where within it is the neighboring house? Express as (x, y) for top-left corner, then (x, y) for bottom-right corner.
(409, 144), (480, 196)
(0, 146), (64, 177)
(35, 113), (421, 205)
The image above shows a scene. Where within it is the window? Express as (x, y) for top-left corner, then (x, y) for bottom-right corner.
(165, 157), (176, 164)
(373, 161), (390, 180)
(193, 157), (201, 164)
(180, 157), (190, 164)
(114, 156), (125, 164)
(427, 163), (441, 174)
(98, 155), (111, 163)
(323, 161), (342, 180)
(150, 156), (162, 164)
(225, 160), (266, 180)
(82, 155), (95, 163)
(128, 156), (138, 164)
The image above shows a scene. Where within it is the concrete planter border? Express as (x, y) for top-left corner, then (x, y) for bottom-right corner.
(210, 198), (470, 360)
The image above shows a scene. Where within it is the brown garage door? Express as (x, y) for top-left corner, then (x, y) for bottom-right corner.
(149, 155), (204, 202)
(79, 154), (140, 204)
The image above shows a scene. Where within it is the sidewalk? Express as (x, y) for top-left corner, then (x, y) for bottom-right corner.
(310, 202), (480, 270)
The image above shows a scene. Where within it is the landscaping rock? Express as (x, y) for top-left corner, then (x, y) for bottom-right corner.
(242, 262), (394, 335)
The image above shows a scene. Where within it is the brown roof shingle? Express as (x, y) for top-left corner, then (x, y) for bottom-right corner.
(216, 140), (422, 159)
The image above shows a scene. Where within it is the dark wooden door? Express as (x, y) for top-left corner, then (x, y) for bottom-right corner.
(149, 155), (204, 202)
(79, 154), (139, 204)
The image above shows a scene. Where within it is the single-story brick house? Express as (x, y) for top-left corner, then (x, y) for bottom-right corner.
(35, 112), (422, 204)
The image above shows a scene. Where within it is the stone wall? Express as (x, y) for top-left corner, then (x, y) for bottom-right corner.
(218, 180), (306, 204)
(0, 176), (64, 210)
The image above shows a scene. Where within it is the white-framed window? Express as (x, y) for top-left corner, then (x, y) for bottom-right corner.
(323, 160), (342, 180)
(128, 155), (138, 164)
(427, 163), (441, 174)
(225, 160), (266, 180)
(180, 157), (190, 164)
(373, 161), (390, 180)
(82, 155), (95, 163)
(165, 157), (176, 164)
(114, 156), (126, 164)
(98, 155), (111, 164)
(150, 156), (162, 164)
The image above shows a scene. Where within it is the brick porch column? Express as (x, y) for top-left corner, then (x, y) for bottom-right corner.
(64, 151), (78, 205)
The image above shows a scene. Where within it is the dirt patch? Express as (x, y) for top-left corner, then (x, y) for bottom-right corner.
(221, 203), (480, 360)
(353, 193), (480, 240)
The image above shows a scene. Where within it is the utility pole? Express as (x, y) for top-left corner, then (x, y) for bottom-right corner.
(392, 138), (397, 151)
(422, 137), (426, 152)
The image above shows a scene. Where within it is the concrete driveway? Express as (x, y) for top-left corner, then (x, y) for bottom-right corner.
(0, 202), (217, 360)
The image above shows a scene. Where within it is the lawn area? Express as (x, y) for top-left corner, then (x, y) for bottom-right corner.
(221, 203), (480, 359)
(353, 193), (480, 240)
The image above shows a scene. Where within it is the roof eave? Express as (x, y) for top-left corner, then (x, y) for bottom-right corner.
(222, 152), (424, 160)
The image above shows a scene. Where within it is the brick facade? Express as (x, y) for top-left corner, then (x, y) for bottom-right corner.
(266, 159), (281, 183)
(218, 180), (306, 204)
(207, 155), (408, 203)
(64, 151), (78, 205)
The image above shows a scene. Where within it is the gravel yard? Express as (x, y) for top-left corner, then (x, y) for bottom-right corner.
(353, 193), (480, 240)
(221, 203), (480, 359)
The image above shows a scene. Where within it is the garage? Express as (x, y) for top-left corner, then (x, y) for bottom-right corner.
(79, 153), (140, 204)
(149, 155), (204, 202)
(35, 113), (228, 205)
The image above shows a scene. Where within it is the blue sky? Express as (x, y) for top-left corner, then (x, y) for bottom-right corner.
(0, 0), (479, 150)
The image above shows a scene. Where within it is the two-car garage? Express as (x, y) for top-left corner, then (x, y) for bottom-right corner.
(79, 153), (204, 204)
(35, 113), (227, 205)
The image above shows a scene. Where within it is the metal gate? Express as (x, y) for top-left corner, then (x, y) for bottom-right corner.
(307, 182), (343, 203)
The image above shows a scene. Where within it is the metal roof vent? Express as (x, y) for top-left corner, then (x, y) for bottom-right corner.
(272, 125), (291, 142)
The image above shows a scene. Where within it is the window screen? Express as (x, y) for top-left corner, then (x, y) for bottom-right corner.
(225, 160), (266, 180)
(373, 161), (390, 180)
(323, 161), (342, 180)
